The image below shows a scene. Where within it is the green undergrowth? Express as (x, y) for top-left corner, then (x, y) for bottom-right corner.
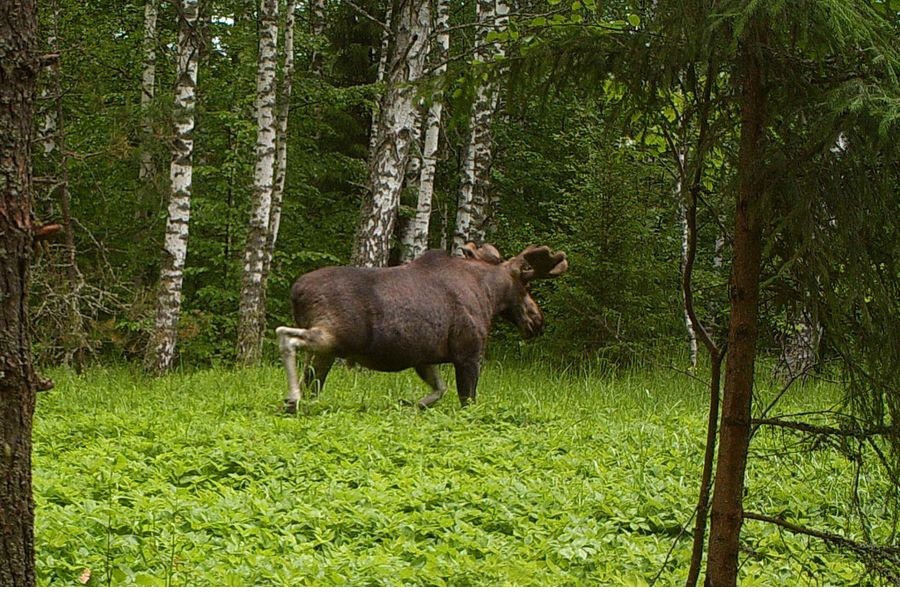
(32, 360), (889, 586)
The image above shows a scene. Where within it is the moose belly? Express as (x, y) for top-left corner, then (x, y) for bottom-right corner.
(346, 351), (446, 372)
(346, 329), (451, 372)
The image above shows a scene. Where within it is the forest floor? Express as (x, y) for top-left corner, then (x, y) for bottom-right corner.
(32, 360), (891, 586)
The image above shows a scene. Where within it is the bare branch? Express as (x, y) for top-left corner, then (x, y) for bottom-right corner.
(752, 418), (894, 439)
(744, 512), (900, 584)
(343, 0), (388, 32)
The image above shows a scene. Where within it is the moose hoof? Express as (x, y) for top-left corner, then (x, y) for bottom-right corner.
(283, 399), (298, 415)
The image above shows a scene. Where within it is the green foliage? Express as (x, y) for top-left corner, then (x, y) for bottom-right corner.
(33, 363), (891, 586)
(489, 92), (688, 358)
(30, 0), (381, 364)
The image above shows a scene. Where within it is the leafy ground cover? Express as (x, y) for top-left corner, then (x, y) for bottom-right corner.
(33, 359), (890, 586)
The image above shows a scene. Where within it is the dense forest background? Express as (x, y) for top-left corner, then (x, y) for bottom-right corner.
(30, 0), (725, 367)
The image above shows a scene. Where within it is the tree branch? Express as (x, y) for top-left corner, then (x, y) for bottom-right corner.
(752, 418), (894, 439)
(343, 0), (388, 32)
(744, 511), (900, 584)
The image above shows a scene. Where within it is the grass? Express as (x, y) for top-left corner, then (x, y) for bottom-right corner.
(32, 358), (892, 586)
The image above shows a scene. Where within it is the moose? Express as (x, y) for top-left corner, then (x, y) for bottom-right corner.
(275, 242), (568, 412)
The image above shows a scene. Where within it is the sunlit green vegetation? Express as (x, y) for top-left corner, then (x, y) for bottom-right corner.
(34, 361), (887, 586)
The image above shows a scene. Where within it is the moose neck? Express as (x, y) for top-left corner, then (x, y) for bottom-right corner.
(470, 262), (518, 317)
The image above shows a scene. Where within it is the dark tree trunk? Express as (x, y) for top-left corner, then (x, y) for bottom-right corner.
(705, 17), (768, 587)
(0, 0), (39, 587)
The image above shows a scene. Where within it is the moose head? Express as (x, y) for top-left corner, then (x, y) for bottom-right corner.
(460, 242), (568, 340)
(276, 242), (569, 411)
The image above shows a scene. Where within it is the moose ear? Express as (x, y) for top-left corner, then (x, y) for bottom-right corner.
(461, 242), (504, 264)
(476, 243), (503, 264)
(461, 242), (479, 260)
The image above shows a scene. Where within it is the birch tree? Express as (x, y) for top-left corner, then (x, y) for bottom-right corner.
(145, 0), (201, 374)
(452, 0), (508, 254)
(236, 0), (279, 364)
(310, 0), (326, 76)
(260, 0), (297, 315)
(367, 2), (394, 165)
(351, 0), (432, 268)
(400, 0), (449, 262)
(676, 150), (698, 371)
(139, 0), (158, 181)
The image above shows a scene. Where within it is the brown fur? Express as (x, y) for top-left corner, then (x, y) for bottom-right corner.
(277, 243), (567, 411)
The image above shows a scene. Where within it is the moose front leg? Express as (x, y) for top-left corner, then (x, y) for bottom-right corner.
(454, 360), (480, 407)
(413, 364), (447, 409)
(304, 354), (335, 399)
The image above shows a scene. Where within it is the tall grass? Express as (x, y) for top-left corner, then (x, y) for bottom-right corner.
(32, 359), (888, 585)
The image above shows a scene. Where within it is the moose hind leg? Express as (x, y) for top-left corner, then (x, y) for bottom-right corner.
(454, 360), (480, 407)
(276, 325), (337, 413)
(413, 364), (447, 409)
(277, 326), (303, 413)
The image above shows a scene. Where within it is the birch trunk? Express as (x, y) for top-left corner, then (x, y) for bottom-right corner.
(310, 0), (326, 75)
(404, 104), (423, 187)
(38, 54), (56, 155)
(0, 0), (39, 585)
(144, 0), (201, 374)
(259, 0), (296, 321)
(351, 0), (432, 268)
(236, 0), (279, 365)
(713, 234), (724, 269)
(452, 0), (507, 254)
(400, 0), (449, 262)
(139, 0), (158, 181)
(367, 2), (394, 165)
(677, 150), (698, 371)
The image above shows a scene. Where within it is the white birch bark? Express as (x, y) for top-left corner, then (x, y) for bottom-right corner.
(38, 11), (58, 155)
(38, 79), (56, 155)
(310, 0), (326, 75)
(713, 234), (724, 269)
(677, 149), (698, 371)
(139, 0), (158, 181)
(311, 0), (326, 34)
(404, 103), (423, 186)
(367, 2), (394, 165)
(237, 0), (280, 364)
(400, 0), (449, 262)
(260, 0), (296, 303)
(452, 0), (507, 255)
(352, 0), (432, 268)
(145, 0), (200, 374)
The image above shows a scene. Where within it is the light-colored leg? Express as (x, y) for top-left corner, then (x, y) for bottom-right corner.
(277, 327), (303, 411)
(276, 326), (336, 414)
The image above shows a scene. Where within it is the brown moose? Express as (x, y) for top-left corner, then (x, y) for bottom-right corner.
(275, 242), (568, 412)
